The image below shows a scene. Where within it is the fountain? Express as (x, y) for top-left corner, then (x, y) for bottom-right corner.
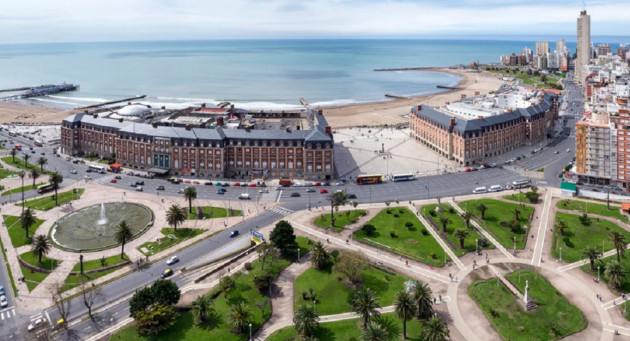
(97, 203), (108, 225)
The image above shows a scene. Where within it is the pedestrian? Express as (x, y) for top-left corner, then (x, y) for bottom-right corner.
(455, 276), (458, 282)
(406, 260), (408, 266)
(449, 273), (452, 279)
(439, 294), (442, 302)
(433, 297), (436, 304)
(430, 265), (433, 270)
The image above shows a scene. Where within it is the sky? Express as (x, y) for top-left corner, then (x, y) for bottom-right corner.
(1, 0), (629, 44)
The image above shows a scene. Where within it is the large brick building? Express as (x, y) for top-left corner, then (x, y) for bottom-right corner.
(61, 110), (334, 180)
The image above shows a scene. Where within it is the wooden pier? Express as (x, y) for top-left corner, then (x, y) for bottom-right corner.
(0, 83), (79, 102)
(436, 85), (462, 90)
(385, 94), (409, 99)
(76, 95), (148, 109)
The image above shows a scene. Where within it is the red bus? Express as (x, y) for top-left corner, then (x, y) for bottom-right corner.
(14, 144), (22, 151)
(356, 174), (383, 185)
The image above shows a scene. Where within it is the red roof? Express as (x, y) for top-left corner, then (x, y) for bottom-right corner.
(622, 203), (630, 212)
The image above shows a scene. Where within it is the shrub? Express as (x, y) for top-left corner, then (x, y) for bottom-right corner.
(477, 238), (489, 247)
(405, 222), (413, 230)
(254, 273), (274, 294)
(430, 252), (437, 259)
(362, 224), (376, 236)
(389, 232), (397, 238)
(393, 214), (399, 218)
(429, 209), (436, 217)
(421, 228), (429, 236)
(330, 249), (339, 260)
(579, 213), (590, 226)
(448, 207), (455, 214)
(244, 262), (253, 271)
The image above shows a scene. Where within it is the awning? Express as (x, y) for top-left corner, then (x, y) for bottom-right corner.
(147, 168), (169, 175)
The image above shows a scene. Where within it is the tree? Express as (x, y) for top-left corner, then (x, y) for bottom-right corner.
(361, 321), (389, 341)
(554, 220), (567, 236)
(438, 217), (450, 232)
(605, 260), (625, 289)
(22, 153), (30, 168)
(530, 186), (538, 193)
(269, 220), (298, 258)
(37, 157), (47, 172)
(81, 280), (102, 318)
(351, 286), (381, 328)
(151, 279), (181, 306)
(136, 303), (177, 336)
(294, 304), (319, 338)
(333, 250), (368, 286)
(582, 246), (601, 270)
(130, 287), (155, 318)
(254, 273), (274, 294)
(49, 172), (64, 206)
(79, 254), (84, 274)
(525, 191), (540, 203)
(328, 191), (348, 228)
(19, 207), (36, 240)
(362, 224), (376, 236)
(257, 242), (276, 271)
(513, 208), (521, 221)
(353, 201), (359, 209)
(19, 171), (25, 213)
(476, 203), (488, 220)
(49, 281), (71, 324)
(453, 228), (469, 249)
(310, 242), (330, 270)
(10, 148), (16, 163)
(31, 234), (51, 264)
(461, 211), (473, 229)
(31, 168), (40, 187)
(609, 231), (627, 262)
(394, 290), (416, 339)
(166, 204), (186, 232)
(183, 186), (197, 213)
(411, 280), (433, 319)
(114, 221), (133, 259)
(421, 315), (450, 341)
(229, 301), (252, 334)
(192, 294), (214, 324)
(219, 275), (236, 297)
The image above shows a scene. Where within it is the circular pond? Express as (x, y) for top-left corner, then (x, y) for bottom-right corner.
(51, 202), (153, 251)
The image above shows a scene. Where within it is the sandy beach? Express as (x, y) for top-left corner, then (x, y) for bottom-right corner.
(0, 68), (504, 129)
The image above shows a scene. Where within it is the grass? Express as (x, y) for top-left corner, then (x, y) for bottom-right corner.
(503, 192), (535, 204)
(185, 206), (242, 220)
(296, 236), (316, 259)
(0, 157), (49, 173)
(20, 188), (84, 211)
(352, 207), (446, 266)
(557, 199), (628, 223)
(2, 215), (45, 247)
(0, 169), (20, 179)
(536, 167), (545, 172)
(484, 67), (561, 89)
(138, 228), (205, 256)
(1, 183), (44, 196)
(421, 204), (492, 256)
(0, 230), (18, 296)
(267, 312), (427, 341)
(551, 212), (630, 263)
(294, 263), (409, 316)
(19, 250), (61, 292)
(61, 254), (129, 292)
(460, 199), (534, 249)
(313, 209), (367, 232)
(469, 269), (586, 341)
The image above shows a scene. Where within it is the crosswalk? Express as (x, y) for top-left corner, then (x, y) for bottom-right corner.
(270, 206), (294, 217)
(0, 308), (16, 320)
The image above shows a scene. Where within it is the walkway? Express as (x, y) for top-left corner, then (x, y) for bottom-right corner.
(531, 190), (553, 266)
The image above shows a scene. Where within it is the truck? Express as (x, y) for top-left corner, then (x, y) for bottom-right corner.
(239, 193), (250, 200)
(279, 178), (292, 187)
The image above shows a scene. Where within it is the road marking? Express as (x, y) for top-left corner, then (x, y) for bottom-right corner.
(531, 190), (552, 266)
(30, 313), (43, 321)
(276, 189), (283, 202)
(1, 312), (4, 320)
(270, 206), (294, 217)
(12, 309), (15, 317)
(83, 326), (92, 331)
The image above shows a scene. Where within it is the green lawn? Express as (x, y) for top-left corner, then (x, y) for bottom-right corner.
(314, 210), (367, 232)
(295, 263), (409, 316)
(460, 199), (534, 249)
(267, 312), (428, 341)
(1, 183), (44, 197)
(20, 188), (84, 211)
(557, 199), (628, 223)
(185, 206), (242, 220)
(484, 67), (561, 89)
(469, 269), (586, 341)
(552, 212), (630, 263)
(421, 204), (491, 256)
(0, 157), (48, 173)
(61, 254), (129, 292)
(19, 250), (61, 292)
(0, 169), (20, 179)
(138, 228), (205, 256)
(503, 193), (536, 204)
(296, 236), (316, 260)
(2, 215), (45, 247)
(352, 207), (446, 266)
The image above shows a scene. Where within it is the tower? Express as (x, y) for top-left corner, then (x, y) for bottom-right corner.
(576, 10), (591, 84)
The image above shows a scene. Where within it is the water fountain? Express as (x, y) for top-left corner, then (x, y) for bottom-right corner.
(97, 203), (108, 225)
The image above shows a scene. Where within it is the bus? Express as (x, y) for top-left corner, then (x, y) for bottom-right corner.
(34, 140), (43, 147)
(88, 164), (107, 174)
(392, 173), (415, 182)
(37, 182), (56, 194)
(14, 144), (22, 151)
(512, 178), (531, 188)
(356, 174), (383, 185)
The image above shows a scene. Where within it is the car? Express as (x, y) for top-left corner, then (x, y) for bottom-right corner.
(177, 188), (185, 194)
(0, 285), (5, 295)
(41, 152), (45, 155)
(72, 159), (79, 164)
(293, 183), (302, 187)
(166, 256), (179, 265)
(464, 168), (472, 172)
(313, 182), (322, 186)
(320, 188), (328, 194)
(472, 186), (488, 194)
(156, 185), (165, 190)
(115, 175), (122, 179)
(136, 181), (144, 186)
(0, 296), (6, 308)
(239, 193), (250, 200)
(323, 182), (331, 186)
(84, 175), (92, 180)
(229, 230), (239, 238)
(489, 163), (497, 168)
(516, 156), (521, 160)
(70, 169), (78, 174)
(566, 148), (571, 153)
(306, 187), (316, 193)
(290, 192), (301, 197)
(31, 150), (35, 154)
(192, 181), (199, 185)
(335, 181), (344, 186)
(233, 182), (241, 187)
(205, 181), (212, 186)
(505, 184), (514, 190)
(135, 186), (143, 191)
(348, 193), (357, 199)
(259, 189), (269, 193)
(110, 179), (117, 183)
(222, 183), (230, 187)
(248, 183), (257, 187)
(131, 182), (137, 187)
(161, 269), (173, 278)
(240, 183), (248, 187)
(554, 150), (559, 154)
(488, 185), (503, 192)
(28, 318), (44, 331)
(215, 182), (222, 186)
(217, 189), (226, 194)
(86, 168), (92, 173)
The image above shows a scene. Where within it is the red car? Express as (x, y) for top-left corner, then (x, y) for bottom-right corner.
(319, 188), (328, 194)
(233, 182), (241, 187)
(464, 168), (472, 172)
(40, 152), (45, 155)
(313, 182), (322, 186)
(248, 183), (257, 187)
(110, 179), (117, 183)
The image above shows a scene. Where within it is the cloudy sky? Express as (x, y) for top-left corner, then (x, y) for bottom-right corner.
(1, 0), (627, 44)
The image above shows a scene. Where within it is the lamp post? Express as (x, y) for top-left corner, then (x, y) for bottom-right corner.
(598, 266), (600, 282)
(249, 323), (252, 341)
(297, 248), (300, 263)
(313, 300), (317, 314)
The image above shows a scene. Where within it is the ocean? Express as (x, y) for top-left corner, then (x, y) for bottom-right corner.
(0, 39), (578, 110)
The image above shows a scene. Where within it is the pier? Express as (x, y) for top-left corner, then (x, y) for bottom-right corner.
(0, 83), (79, 102)
(384, 94), (409, 99)
(299, 97), (312, 109)
(76, 95), (148, 109)
(436, 85), (463, 90)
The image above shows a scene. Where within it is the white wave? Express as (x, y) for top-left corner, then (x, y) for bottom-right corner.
(156, 96), (217, 103)
(136, 101), (203, 109)
(48, 95), (108, 103)
(309, 99), (361, 107)
(229, 101), (304, 110)
(33, 98), (80, 106)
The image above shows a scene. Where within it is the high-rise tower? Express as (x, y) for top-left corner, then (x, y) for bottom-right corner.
(576, 10), (591, 83)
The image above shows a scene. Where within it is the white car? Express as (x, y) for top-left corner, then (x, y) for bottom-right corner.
(70, 170), (78, 174)
(472, 186), (488, 194)
(259, 189), (269, 194)
(84, 175), (92, 180)
(28, 318), (44, 332)
(488, 185), (503, 192)
(166, 256), (179, 265)
(135, 186), (143, 192)
(0, 295), (7, 308)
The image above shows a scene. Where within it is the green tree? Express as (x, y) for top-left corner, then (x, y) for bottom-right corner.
(605, 260), (626, 289)
(294, 304), (319, 338)
(10, 148), (16, 163)
(461, 211), (473, 229)
(525, 191), (539, 203)
(254, 273), (274, 294)
(421, 315), (450, 341)
(328, 191), (348, 228)
(183, 186), (197, 213)
(49, 171), (64, 206)
(453, 228), (469, 249)
(135, 303), (177, 336)
(309, 241), (330, 270)
(192, 295), (214, 324)
(269, 220), (298, 257)
(513, 208), (520, 221)
(166, 204), (185, 232)
(31, 234), (51, 263)
(609, 231), (627, 262)
(19, 171), (25, 212)
(582, 245), (601, 270)
(151, 279), (181, 306)
(114, 221), (133, 259)
(394, 290), (416, 339)
(219, 275), (236, 297)
(554, 220), (567, 236)
(22, 153), (30, 168)
(351, 287), (381, 328)
(476, 203), (488, 220)
(229, 301), (252, 334)
(37, 157), (47, 172)
(30, 168), (40, 187)
(361, 321), (389, 341)
(438, 216), (450, 232)
(129, 287), (154, 318)
(362, 224), (376, 236)
(333, 250), (368, 286)
(19, 207), (36, 240)
(411, 280), (433, 319)
(257, 242), (276, 271)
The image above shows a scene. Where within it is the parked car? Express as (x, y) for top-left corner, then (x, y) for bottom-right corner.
(248, 183), (257, 187)
(0, 285), (5, 295)
(166, 256), (179, 265)
(0, 295), (7, 308)
(217, 189), (226, 194)
(320, 188), (328, 194)
(306, 187), (316, 193)
(290, 192), (301, 197)
(313, 182), (322, 186)
(205, 181), (212, 186)
(28, 318), (44, 331)
(215, 182), (222, 186)
(86, 168), (92, 173)
(136, 181), (144, 186)
(229, 230), (239, 238)
(161, 269), (173, 278)
(222, 183), (230, 187)
(115, 175), (122, 179)
(347, 193), (357, 199)
(156, 185), (165, 190)
(233, 182), (241, 187)
(464, 168), (472, 172)
(259, 189), (269, 193)
(135, 186), (143, 192)
(70, 170), (78, 174)
(110, 179), (117, 183)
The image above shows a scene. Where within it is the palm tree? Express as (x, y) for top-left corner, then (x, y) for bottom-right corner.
(166, 204), (186, 232)
(49, 172), (63, 206)
(361, 321), (389, 341)
(453, 228), (469, 249)
(294, 304), (319, 337)
(20, 207), (36, 240)
(10, 148), (16, 163)
(421, 315), (450, 341)
(438, 216), (450, 232)
(351, 287), (381, 328)
(609, 231), (627, 262)
(183, 186), (197, 213)
(114, 221), (133, 259)
(605, 260), (625, 289)
(582, 245), (602, 270)
(19, 171), (25, 213)
(31, 234), (51, 263)
(554, 220), (567, 236)
(31, 168), (40, 187)
(229, 301), (252, 333)
(37, 157), (47, 172)
(476, 203), (488, 220)
(309, 242), (330, 270)
(461, 211), (473, 229)
(22, 153), (30, 168)
(394, 290), (416, 339)
(192, 295), (214, 324)
(513, 208), (521, 221)
(411, 280), (433, 319)
(328, 191), (348, 228)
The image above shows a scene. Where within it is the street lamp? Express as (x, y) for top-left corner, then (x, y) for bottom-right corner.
(249, 323), (252, 341)
(598, 266), (600, 282)
(313, 300), (317, 314)
(297, 248), (300, 262)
